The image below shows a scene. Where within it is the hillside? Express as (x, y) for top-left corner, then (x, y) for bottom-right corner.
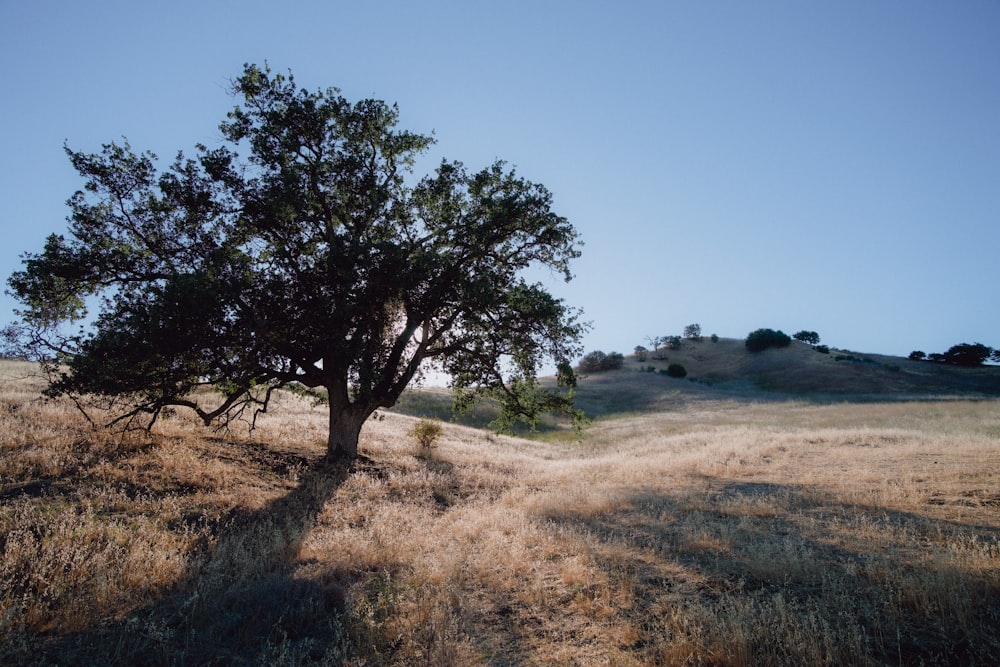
(393, 338), (1000, 426)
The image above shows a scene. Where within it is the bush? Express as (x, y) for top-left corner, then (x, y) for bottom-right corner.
(665, 363), (687, 378)
(745, 328), (792, 352)
(634, 345), (648, 362)
(908, 351), (926, 361)
(814, 345), (829, 354)
(710, 334), (719, 343)
(409, 419), (443, 449)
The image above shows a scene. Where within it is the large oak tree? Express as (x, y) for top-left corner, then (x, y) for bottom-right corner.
(5, 64), (586, 460)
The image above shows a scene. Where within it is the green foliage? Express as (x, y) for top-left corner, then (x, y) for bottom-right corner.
(814, 345), (830, 354)
(409, 419), (443, 449)
(665, 363), (687, 378)
(4, 64), (586, 458)
(745, 328), (792, 352)
(664, 335), (682, 350)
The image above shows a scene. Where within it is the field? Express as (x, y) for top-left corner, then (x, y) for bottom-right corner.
(2, 357), (999, 665)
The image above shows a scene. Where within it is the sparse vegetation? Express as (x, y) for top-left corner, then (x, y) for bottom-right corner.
(683, 323), (702, 341)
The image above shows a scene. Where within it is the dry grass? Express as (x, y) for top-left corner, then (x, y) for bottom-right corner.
(2, 359), (999, 665)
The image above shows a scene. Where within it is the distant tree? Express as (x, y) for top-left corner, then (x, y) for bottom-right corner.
(992, 349), (1000, 363)
(745, 328), (792, 353)
(578, 350), (609, 373)
(942, 343), (993, 368)
(908, 351), (926, 361)
(577, 350), (624, 373)
(928, 353), (947, 363)
(664, 335), (682, 350)
(793, 330), (820, 346)
(710, 334), (719, 343)
(683, 323), (702, 341)
(634, 345), (648, 362)
(645, 336), (663, 352)
(3, 64), (587, 461)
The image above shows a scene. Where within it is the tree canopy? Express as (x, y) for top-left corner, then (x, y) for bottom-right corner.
(5, 64), (587, 460)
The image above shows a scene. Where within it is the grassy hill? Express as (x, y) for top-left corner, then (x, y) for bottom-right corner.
(2, 357), (999, 665)
(393, 337), (1000, 427)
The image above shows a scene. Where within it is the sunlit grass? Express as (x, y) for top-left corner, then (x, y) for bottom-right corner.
(2, 359), (998, 665)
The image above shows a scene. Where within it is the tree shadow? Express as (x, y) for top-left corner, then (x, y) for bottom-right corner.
(29, 451), (374, 666)
(535, 481), (1000, 665)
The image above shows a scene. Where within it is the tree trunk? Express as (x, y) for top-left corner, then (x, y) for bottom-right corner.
(326, 404), (368, 461)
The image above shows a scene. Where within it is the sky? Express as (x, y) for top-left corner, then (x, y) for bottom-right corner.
(1, 0), (998, 362)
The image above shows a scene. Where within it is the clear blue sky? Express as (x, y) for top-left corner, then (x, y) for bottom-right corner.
(2, 1), (998, 360)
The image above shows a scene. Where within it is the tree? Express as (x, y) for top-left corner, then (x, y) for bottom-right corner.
(941, 343), (993, 368)
(5, 64), (587, 461)
(683, 323), (702, 341)
(908, 351), (926, 361)
(577, 350), (623, 373)
(793, 330), (820, 346)
(633, 345), (648, 362)
(745, 328), (792, 352)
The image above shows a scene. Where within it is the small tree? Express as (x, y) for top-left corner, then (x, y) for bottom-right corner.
(908, 351), (926, 361)
(664, 335), (682, 350)
(683, 323), (702, 341)
(793, 330), (820, 346)
(634, 345), (648, 362)
(4, 64), (587, 461)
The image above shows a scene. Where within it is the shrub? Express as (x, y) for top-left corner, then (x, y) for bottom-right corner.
(710, 334), (719, 343)
(745, 328), (792, 352)
(814, 345), (829, 354)
(409, 419), (443, 449)
(665, 335), (682, 350)
(909, 351), (926, 361)
(634, 345), (648, 362)
(666, 363), (687, 378)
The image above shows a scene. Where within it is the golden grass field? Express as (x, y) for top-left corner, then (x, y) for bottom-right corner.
(2, 357), (999, 665)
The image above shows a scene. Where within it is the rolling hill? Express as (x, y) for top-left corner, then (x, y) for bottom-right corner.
(393, 337), (1000, 427)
